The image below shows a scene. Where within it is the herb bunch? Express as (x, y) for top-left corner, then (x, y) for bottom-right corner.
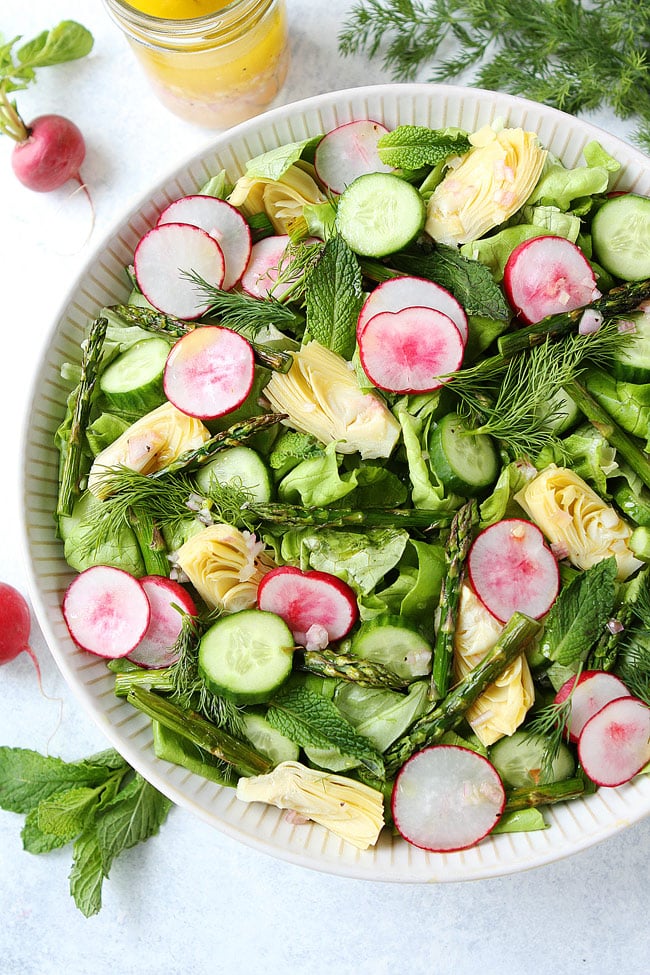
(339, 0), (650, 151)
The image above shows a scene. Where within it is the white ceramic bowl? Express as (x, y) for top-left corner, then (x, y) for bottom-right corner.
(21, 83), (650, 882)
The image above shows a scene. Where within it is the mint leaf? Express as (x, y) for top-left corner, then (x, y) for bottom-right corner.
(245, 136), (322, 180)
(69, 828), (105, 918)
(377, 125), (470, 170)
(540, 557), (618, 666)
(36, 787), (101, 843)
(94, 773), (172, 873)
(305, 235), (363, 360)
(0, 747), (112, 814)
(267, 686), (384, 776)
(17, 21), (93, 69)
(21, 807), (69, 854)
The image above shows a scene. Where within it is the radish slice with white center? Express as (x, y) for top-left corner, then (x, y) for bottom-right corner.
(134, 222), (225, 320)
(257, 565), (358, 647)
(314, 119), (392, 195)
(503, 235), (601, 324)
(62, 566), (150, 659)
(157, 195), (252, 291)
(555, 670), (632, 743)
(128, 576), (198, 669)
(392, 745), (505, 852)
(163, 324), (254, 420)
(240, 235), (294, 300)
(578, 696), (650, 787)
(467, 519), (560, 623)
(357, 275), (468, 344)
(358, 305), (464, 394)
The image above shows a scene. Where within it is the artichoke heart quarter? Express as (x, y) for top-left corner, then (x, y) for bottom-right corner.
(228, 162), (326, 235)
(236, 760), (385, 850)
(515, 464), (643, 580)
(263, 341), (400, 460)
(425, 126), (547, 246)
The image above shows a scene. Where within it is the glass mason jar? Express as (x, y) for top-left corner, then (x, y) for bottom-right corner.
(102, 0), (290, 128)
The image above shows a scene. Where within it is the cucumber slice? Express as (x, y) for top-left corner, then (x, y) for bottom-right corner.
(335, 172), (426, 258)
(489, 729), (575, 789)
(428, 413), (499, 495)
(349, 615), (432, 680)
(99, 337), (170, 414)
(240, 711), (299, 764)
(198, 609), (294, 704)
(630, 525), (650, 561)
(613, 482), (650, 526)
(609, 309), (650, 383)
(592, 193), (650, 281)
(194, 445), (272, 503)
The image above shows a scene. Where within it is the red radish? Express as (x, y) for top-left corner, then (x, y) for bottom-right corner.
(357, 275), (468, 344)
(467, 519), (560, 623)
(0, 582), (36, 666)
(163, 324), (255, 420)
(392, 745), (505, 852)
(578, 696), (650, 787)
(128, 576), (197, 669)
(257, 565), (358, 647)
(240, 235), (297, 300)
(134, 222), (225, 319)
(358, 306), (465, 394)
(314, 119), (392, 195)
(62, 566), (151, 659)
(157, 195), (252, 291)
(11, 114), (86, 193)
(503, 235), (601, 324)
(555, 670), (632, 742)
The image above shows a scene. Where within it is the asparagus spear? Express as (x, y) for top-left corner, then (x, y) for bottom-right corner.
(127, 507), (169, 576)
(127, 687), (272, 777)
(246, 502), (452, 531)
(429, 499), (479, 701)
(498, 277), (650, 357)
(114, 667), (174, 697)
(298, 648), (411, 689)
(383, 612), (541, 778)
(503, 777), (586, 812)
(56, 316), (108, 517)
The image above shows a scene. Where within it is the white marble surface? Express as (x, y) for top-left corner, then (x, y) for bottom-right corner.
(1, 1), (649, 971)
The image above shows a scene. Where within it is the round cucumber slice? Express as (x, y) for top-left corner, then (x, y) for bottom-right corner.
(335, 172), (426, 258)
(99, 337), (170, 414)
(428, 413), (499, 495)
(350, 615), (432, 679)
(198, 609), (294, 704)
(194, 446), (272, 503)
(489, 729), (575, 789)
(592, 193), (650, 281)
(609, 309), (650, 383)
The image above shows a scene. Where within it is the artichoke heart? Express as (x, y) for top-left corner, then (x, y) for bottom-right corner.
(236, 760), (385, 850)
(229, 162), (326, 235)
(514, 464), (642, 580)
(88, 402), (210, 499)
(175, 523), (275, 613)
(425, 125), (547, 246)
(453, 585), (535, 747)
(263, 341), (400, 460)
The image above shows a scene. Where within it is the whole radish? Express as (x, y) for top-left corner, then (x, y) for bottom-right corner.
(0, 581), (32, 665)
(11, 114), (86, 192)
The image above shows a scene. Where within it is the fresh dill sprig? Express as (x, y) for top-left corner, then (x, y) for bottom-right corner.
(524, 691), (576, 779)
(182, 270), (303, 335)
(615, 638), (650, 707)
(268, 238), (325, 304)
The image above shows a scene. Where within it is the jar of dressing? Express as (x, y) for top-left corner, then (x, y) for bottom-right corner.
(102, 0), (289, 128)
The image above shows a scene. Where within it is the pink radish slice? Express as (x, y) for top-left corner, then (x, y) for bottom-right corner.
(163, 324), (254, 420)
(157, 195), (252, 291)
(134, 222), (225, 320)
(257, 565), (358, 647)
(503, 235), (600, 324)
(62, 566), (150, 659)
(128, 576), (198, 669)
(555, 670), (632, 743)
(358, 306), (464, 394)
(467, 519), (560, 623)
(357, 275), (468, 344)
(314, 120), (392, 195)
(240, 235), (294, 300)
(578, 696), (650, 787)
(392, 745), (505, 852)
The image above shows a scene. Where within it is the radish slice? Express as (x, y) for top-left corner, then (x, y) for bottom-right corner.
(578, 696), (650, 787)
(391, 745), (505, 852)
(314, 120), (392, 195)
(503, 235), (601, 324)
(467, 519), (560, 623)
(128, 576), (198, 669)
(157, 195), (252, 291)
(555, 670), (632, 743)
(257, 565), (358, 647)
(358, 306), (464, 394)
(357, 275), (468, 344)
(62, 566), (150, 659)
(240, 235), (293, 300)
(134, 222), (225, 320)
(163, 325), (254, 420)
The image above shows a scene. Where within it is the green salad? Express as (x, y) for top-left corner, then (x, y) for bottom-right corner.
(56, 116), (650, 855)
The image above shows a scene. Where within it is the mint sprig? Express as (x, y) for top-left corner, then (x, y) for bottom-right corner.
(305, 234), (364, 360)
(377, 125), (470, 170)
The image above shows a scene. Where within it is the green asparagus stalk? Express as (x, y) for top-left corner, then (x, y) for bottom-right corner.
(246, 502), (453, 531)
(498, 278), (650, 357)
(299, 649), (410, 689)
(504, 777), (586, 812)
(127, 507), (170, 576)
(383, 612), (541, 778)
(56, 316), (108, 517)
(114, 667), (174, 698)
(127, 687), (272, 777)
(430, 499), (479, 701)
(564, 378), (650, 490)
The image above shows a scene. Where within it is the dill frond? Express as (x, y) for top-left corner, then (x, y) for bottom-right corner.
(524, 692), (575, 778)
(182, 270), (303, 335)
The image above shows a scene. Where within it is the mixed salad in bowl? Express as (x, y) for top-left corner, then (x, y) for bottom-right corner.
(53, 108), (650, 856)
